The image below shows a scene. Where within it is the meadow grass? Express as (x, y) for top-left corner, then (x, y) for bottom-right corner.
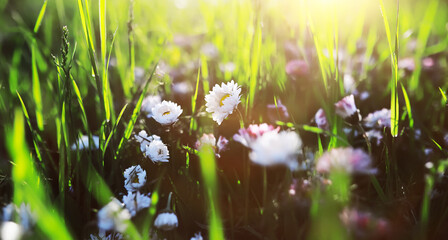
(1, 0), (448, 239)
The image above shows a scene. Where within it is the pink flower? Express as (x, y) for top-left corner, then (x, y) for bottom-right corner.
(334, 95), (361, 122)
(315, 108), (329, 130)
(316, 148), (376, 174)
(233, 123), (279, 148)
(285, 59), (309, 78)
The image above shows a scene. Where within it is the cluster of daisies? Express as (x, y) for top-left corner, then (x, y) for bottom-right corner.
(11, 79), (391, 239)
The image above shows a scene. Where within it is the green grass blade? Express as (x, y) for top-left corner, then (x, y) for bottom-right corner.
(7, 109), (73, 240)
(33, 0), (47, 33)
(401, 83), (413, 128)
(199, 145), (225, 240)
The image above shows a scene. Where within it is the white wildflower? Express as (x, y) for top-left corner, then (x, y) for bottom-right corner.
(248, 131), (302, 170)
(141, 95), (162, 118)
(190, 232), (203, 240)
(122, 191), (151, 217)
(145, 139), (170, 163)
(315, 108), (329, 130)
(151, 101), (183, 126)
(316, 148), (376, 175)
(1, 222), (23, 240)
(124, 165), (146, 192)
(363, 108), (391, 129)
(97, 198), (131, 232)
(205, 80), (241, 125)
(71, 135), (99, 150)
(154, 212), (178, 231)
(334, 94), (361, 122)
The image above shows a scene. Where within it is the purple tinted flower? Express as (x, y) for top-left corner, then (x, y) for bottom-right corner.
(335, 94), (361, 122)
(267, 100), (290, 122)
(363, 108), (391, 129)
(233, 123), (279, 148)
(217, 136), (229, 152)
(366, 130), (383, 145)
(315, 108), (329, 130)
(316, 148), (376, 175)
(285, 59), (309, 78)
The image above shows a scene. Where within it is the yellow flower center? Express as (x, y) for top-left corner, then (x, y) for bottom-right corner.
(162, 111), (171, 116)
(132, 177), (139, 184)
(220, 94), (230, 106)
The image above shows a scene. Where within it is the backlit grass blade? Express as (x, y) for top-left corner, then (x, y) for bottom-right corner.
(99, 0), (111, 121)
(33, 0), (47, 33)
(8, 48), (22, 94)
(401, 83), (414, 129)
(379, 0), (400, 137)
(6, 109), (73, 240)
(198, 145), (225, 240)
(31, 42), (44, 131)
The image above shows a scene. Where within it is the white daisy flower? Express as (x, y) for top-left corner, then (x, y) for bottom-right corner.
(1, 221), (23, 240)
(141, 95), (162, 118)
(205, 80), (241, 125)
(151, 101), (183, 126)
(154, 212), (178, 231)
(363, 108), (391, 129)
(71, 135), (99, 150)
(122, 191), (151, 217)
(97, 198), (131, 232)
(135, 130), (160, 153)
(249, 131), (302, 170)
(145, 139), (170, 163)
(316, 147), (377, 175)
(124, 165), (147, 192)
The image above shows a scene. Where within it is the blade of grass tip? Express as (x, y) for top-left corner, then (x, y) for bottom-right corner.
(33, 0), (47, 33)
(199, 145), (225, 240)
(379, 0), (399, 137)
(400, 83), (414, 129)
(30, 0), (48, 131)
(439, 87), (447, 104)
(190, 68), (200, 132)
(7, 109), (73, 240)
(115, 62), (159, 158)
